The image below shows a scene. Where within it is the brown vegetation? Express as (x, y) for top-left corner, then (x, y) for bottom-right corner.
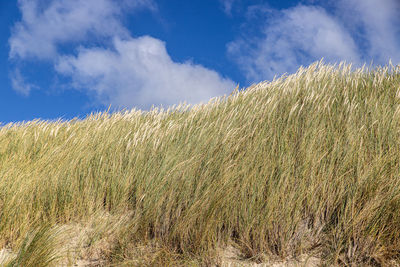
(1, 62), (400, 266)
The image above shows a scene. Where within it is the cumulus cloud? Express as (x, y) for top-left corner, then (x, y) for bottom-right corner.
(9, 0), (234, 108)
(9, 0), (146, 60)
(55, 36), (235, 109)
(228, 0), (400, 82)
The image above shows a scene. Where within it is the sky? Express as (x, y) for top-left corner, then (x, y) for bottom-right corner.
(1, 0), (399, 124)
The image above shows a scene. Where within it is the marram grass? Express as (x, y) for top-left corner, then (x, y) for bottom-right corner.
(1, 62), (400, 266)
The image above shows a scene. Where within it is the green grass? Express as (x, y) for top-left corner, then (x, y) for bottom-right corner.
(1, 61), (400, 266)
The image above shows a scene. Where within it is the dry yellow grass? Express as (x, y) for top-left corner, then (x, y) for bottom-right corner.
(1, 61), (400, 266)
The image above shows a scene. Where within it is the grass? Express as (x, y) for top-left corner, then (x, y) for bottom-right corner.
(1, 61), (400, 266)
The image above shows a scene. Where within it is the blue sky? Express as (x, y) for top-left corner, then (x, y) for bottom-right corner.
(1, 0), (399, 124)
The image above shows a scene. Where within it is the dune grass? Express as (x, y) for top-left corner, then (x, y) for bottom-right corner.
(1, 61), (400, 266)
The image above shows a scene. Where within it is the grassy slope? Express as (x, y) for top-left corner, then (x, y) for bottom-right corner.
(1, 62), (400, 266)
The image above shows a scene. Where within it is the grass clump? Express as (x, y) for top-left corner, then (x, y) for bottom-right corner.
(1, 61), (400, 266)
(2, 225), (67, 267)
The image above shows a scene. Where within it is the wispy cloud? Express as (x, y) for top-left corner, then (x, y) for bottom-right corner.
(9, 0), (235, 108)
(10, 68), (36, 96)
(336, 0), (400, 64)
(55, 37), (235, 109)
(219, 0), (236, 15)
(228, 0), (400, 82)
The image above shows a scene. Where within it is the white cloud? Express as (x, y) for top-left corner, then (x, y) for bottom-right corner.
(10, 0), (234, 109)
(219, 0), (236, 15)
(56, 36), (235, 109)
(9, 0), (155, 60)
(228, 1), (400, 82)
(228, 5), (359, 81)
(336, 0), (400, 64)
(10, 69), (36, 96)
